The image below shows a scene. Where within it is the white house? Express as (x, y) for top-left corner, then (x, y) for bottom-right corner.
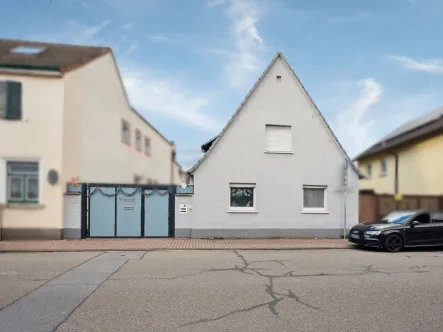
(0, 39), (183, 240)
(183, 52), (362, 238)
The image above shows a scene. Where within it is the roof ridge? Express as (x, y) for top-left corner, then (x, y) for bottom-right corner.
(0, 38), (110, 50)
(188, 52), (362, 177)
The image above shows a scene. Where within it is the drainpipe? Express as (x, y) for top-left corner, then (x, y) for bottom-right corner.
(394, 153), (399, 195)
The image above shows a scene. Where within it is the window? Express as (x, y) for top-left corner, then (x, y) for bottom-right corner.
(144, 137), (151, 156)
(265, 125), (292, 153)
(121, 119), (131, 145)
(302, 186), (327, 212)
(229, 183), (256, 211)
(7, 162), (39, 204)
(381, 159), (387, 176)
(412, 213), (430, 224)
(432, 213), (443, 223)
(367, 164), (372, 178)
(135, 130), (142, 151)
(0, 81), (22, 120)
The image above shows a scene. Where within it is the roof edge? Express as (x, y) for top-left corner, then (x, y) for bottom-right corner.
(188, 52), (363, 178)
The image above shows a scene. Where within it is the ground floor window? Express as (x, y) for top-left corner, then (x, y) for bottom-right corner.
(7, 162), (39, 204)
(302, 185), (327, 212)
(229, 183), (255, 211)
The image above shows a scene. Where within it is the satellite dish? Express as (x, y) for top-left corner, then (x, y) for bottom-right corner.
(47, 169), (59, 185)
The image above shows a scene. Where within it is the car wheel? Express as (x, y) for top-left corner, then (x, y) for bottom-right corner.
(384, 234), (403, 253)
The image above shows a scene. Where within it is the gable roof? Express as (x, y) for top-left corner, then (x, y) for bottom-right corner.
(0, 38), (110, 73)
(354, 106), (443, 161)
(188, 52), (362, 178)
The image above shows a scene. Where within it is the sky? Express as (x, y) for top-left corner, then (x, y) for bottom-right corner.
(1, 0), (443, 169)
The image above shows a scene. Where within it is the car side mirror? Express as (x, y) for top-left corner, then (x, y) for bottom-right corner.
(411, 220), (420, 228)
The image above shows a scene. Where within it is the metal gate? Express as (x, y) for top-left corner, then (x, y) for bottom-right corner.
(85, 184), (175, 238)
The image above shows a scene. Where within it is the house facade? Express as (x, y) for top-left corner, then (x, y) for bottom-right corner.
(0, 39), (182, 240)
(183, 53), (361, 238)
(355, 106), (443, 196)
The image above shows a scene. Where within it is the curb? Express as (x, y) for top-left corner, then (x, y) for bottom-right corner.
(0, 246), (354, 253)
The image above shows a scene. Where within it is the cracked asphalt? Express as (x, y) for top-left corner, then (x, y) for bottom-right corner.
(1, 249), (443, 332)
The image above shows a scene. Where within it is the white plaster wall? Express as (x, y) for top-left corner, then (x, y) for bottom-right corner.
(0, 74), (65, 230)
(192, 57), (359, 233)
(64, 53), (174, 185)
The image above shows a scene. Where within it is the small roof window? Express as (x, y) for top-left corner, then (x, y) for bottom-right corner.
(10, 46), (46, 54)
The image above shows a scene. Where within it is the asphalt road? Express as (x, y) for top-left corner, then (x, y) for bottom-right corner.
(1, 248), (443, 332)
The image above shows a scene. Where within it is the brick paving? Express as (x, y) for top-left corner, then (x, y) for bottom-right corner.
(0, 238), (353, 252)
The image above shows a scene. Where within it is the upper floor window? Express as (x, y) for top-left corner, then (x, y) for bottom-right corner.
(265, 125), (292, 153)
(121, 119), (131, 146)
(367, 164), (372, 179)
(0, 81), (22, 120)
(135, 129), (142, 151)
(144, 137), (151, 156)
(381, 159), (387, 176)
(7, 162), (39, 204)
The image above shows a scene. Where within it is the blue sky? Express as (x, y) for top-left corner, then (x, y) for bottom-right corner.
(1, 0), (443, 169)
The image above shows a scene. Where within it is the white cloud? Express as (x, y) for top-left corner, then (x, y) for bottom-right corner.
(333, 78), (383, 157)
(329, 11), (374, 24)
(121, 64), (222, 134)
(387, 55), (443, 74)
(209, 0), (266, 89)
(205, 0), (226, 7)
(32, 20), (111, 45)
(121, 23), (135, 30)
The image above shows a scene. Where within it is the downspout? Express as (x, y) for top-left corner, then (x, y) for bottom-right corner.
(343, 159), (349, 238)
(394, 153), (399, 194)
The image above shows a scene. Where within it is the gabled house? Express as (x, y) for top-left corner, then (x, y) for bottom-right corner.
(355, 106), (443, 196)
(0, 39), (182, 240)
(185, 52), (361, 238)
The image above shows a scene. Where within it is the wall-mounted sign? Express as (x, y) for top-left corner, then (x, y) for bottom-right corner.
(179, 204), (188, 214)
(47, 169), (59, 186)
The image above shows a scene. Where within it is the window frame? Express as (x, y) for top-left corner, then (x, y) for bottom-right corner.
(302, 185), (328, 214)
(380, 159), (387, 176)
(0, 80), (22, 121)
(135, 129), (142, 152)
(144, 136), (151, 156)
(228, 183), (257, 213)
(367, 163), (372, 179)
(264, 124), (293, 154)
(121, 118), (131, 146)
(6, 161), (40, 204)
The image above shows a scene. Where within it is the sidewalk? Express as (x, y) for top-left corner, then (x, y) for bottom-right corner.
(0, 238), (353, 252)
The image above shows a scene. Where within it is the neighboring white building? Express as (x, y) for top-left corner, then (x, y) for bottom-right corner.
(0, 39), (182, 240)
(184, 52), (362, 238)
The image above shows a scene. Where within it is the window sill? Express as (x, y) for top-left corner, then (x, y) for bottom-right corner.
(301, 210), (329, 214)
(227, 209), (258, 214)
(264, 151), (294, 155)
(7, 203), (45, 210)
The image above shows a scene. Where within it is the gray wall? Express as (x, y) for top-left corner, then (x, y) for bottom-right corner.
(191, 57), (359, 238)
(175, 195), (193, 237)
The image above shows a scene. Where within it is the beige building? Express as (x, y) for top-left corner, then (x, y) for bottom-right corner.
(355, 106), (443, 196)
(0, 39), (183, 240)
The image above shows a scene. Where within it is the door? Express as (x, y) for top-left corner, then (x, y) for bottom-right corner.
(404, 213), (435, 246)
(116, 188), (142, 237)
(431, 212), (443, 245)
(144, 189), (170, 237)
(89, 186), (116, 237)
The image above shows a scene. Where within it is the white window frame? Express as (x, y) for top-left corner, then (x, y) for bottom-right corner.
(302, 185), (328, 214)
(7, 175), (24, 202)
(2, 158), (42, 205)
(264, 124), (293, 154)
(228, 183), (257, 213)
(367, 163), (372, 179)
(380, 159), (387, 176)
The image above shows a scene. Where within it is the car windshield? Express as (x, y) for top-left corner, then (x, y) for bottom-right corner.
(380, 212), (415, 224)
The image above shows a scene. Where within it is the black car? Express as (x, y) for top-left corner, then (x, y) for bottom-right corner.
(349, 210), (443, 252)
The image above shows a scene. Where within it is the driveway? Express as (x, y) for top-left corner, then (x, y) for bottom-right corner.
(1, 249), (443, 332)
